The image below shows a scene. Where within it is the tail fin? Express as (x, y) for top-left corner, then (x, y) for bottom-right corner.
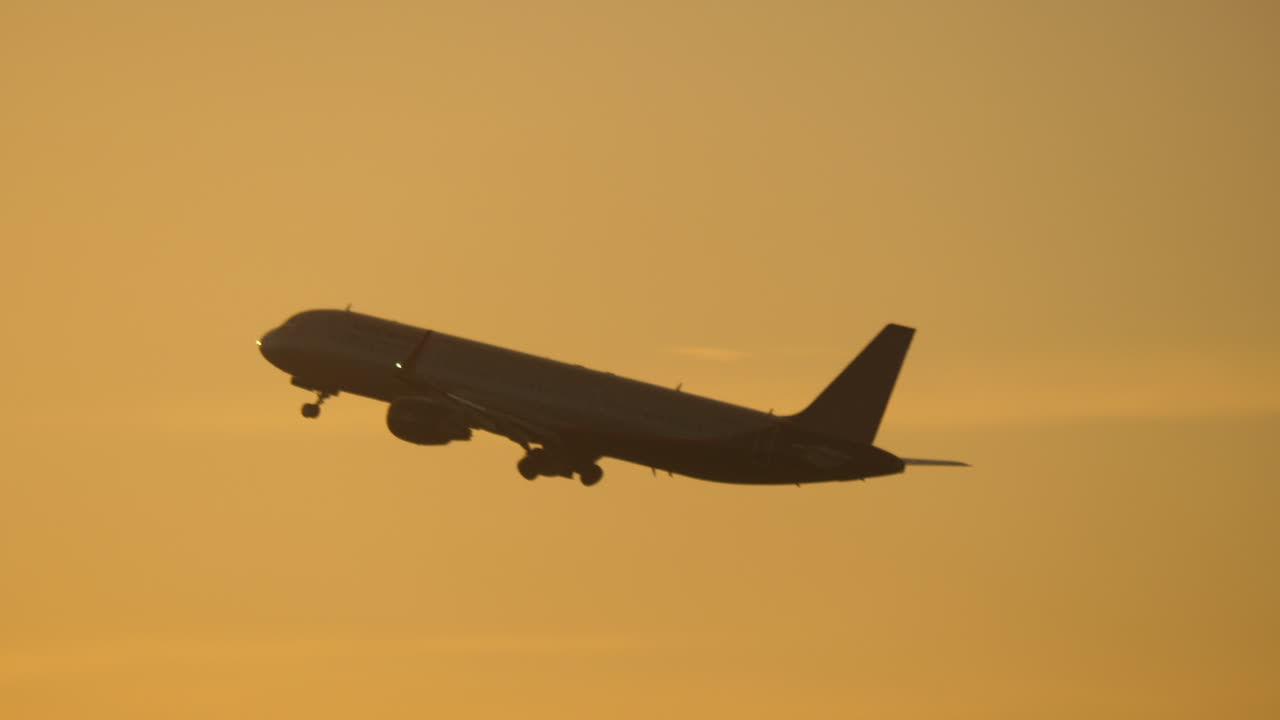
(788, 324), (914, 444)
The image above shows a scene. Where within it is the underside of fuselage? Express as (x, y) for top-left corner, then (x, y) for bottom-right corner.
(570, 426), (905, 484)
(287, 375), (905, 485)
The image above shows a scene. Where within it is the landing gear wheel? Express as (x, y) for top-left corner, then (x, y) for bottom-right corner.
(517, 456), (538, 481)
(298, 389), (334, 419)
(579, 464), (603, 487)
(517, 448), (553, 480)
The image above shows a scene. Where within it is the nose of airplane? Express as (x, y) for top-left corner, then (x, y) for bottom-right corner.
(258, 328), (282, 367)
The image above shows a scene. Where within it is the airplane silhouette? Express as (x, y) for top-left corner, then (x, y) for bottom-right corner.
(259, 310), (966, 486)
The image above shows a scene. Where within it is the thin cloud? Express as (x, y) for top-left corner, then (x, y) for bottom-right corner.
(888, 347), (1280, 427)
(0, 630), (700, 679)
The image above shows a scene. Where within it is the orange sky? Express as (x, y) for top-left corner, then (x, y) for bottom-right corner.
(3, 1), (1277, 717)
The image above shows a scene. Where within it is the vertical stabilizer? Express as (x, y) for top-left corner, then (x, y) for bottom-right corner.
(788, 324), (914, 444)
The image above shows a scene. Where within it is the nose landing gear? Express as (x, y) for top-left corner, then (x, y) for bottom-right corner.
(300, 390), (335, 419)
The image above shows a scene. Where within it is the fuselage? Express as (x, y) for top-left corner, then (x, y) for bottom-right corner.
(259, 309), (905, 484)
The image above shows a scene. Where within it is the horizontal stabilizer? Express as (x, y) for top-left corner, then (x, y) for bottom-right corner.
(900, 458), (970, 467)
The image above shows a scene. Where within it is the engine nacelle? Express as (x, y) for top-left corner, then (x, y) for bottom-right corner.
(386, 397), (472, 446)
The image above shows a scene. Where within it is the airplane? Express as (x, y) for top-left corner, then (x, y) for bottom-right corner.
(257, 309), (967, 486)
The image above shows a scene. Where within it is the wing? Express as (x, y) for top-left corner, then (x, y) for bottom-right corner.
(395, 331), (561, 449)
(438, 387), (561, 449)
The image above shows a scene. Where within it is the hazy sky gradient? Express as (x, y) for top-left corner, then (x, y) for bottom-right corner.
(3, 1), (1277, 717)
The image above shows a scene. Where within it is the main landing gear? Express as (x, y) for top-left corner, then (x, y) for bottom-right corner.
(517, 448), (604, 487)
(579, 464), (604, 487)
(300, 390), (335, 419)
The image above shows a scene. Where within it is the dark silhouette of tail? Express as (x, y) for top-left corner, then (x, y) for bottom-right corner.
(787, 324), (915, 444)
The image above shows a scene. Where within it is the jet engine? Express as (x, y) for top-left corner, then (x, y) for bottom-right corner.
(386, 397), (472, 445)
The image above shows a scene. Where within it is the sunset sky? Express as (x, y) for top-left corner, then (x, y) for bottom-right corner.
(3, 1), (1277, 717)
